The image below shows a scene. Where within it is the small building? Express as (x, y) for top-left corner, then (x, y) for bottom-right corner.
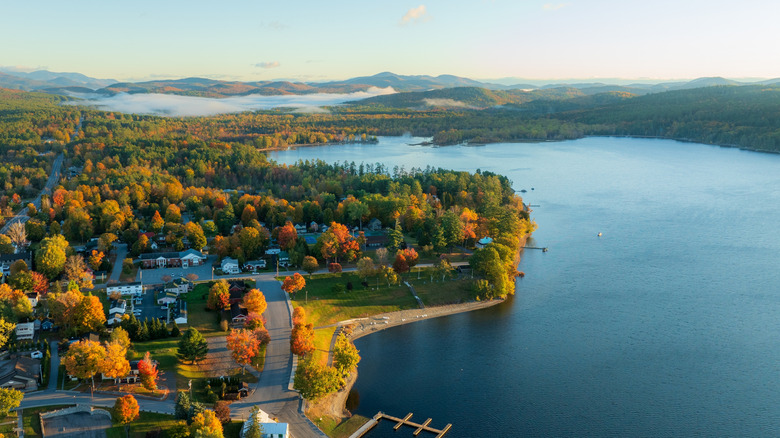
(0, 251), (33, 277)
(367, 218), (383, 232)
(241, 407), (289, 438)
(107, 313), (126, 325)
(157, 291), (178, 305)
(221, 257), (240, 275)
(26, 292), (40, 308)
(15, 322), (34, 341)
(165, 277), (191, 295)
(174, 301), (188, 325)
(243, 260), (266, 272)
(476, 237), (494, 249)
(41, 319), (54, 331)
(107, 282), (143, 298)
(108, 299), (127, 315)
(294, 224), (307, 233)
(230, 303), (248, 324)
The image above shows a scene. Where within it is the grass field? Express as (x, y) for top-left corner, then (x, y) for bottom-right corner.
(105, 412), (181, 438)
(291, 272), (418, 327)
(318, 415), (370, 438)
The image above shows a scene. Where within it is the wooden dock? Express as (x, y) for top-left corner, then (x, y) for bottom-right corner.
(349, 412), (452, 438)
(523, 246), (548, 252)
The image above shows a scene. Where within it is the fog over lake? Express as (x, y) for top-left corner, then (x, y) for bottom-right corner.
(66, 87), (395, 116)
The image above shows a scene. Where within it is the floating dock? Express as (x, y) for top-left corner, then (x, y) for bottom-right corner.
(349, 412), (452, 438)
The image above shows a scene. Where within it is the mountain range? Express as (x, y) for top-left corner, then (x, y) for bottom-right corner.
(1, 68), (779, 99)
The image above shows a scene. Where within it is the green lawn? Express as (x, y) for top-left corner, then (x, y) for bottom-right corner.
(402, 270), (474, 306)
(120, 264), (139, 283)
(184, 284), (224, 336)
(292, 272), (418, 327)
(319, 415), (370, 438)
(105, 412), (181, 438)
(22, 405), (73, 438)
(312, 327), (336, 364)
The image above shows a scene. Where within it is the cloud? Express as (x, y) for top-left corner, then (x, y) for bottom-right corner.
(422, 98), (473, 108)
(0, 65), (48, 73)
(255, 61), (281, 69)
(400, 5), (430, 25)
(542, 3), (569, 11)
(65, 87), (397, 117)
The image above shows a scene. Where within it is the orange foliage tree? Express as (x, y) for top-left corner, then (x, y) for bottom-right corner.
(281, 273), (305, 299)
(190, 409), (224, 438)
(226, 329), (261, 374)
(100, 342), (131, 387)
(290, 307), (314, 357)
(207, 280), (231, 310)
(276, 221), (298, 251)
(242, 289), (267, 314)
(112, 394), (140, 427)
(62, 339), (105, 391)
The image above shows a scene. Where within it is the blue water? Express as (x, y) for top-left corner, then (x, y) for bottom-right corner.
(270, 137), (780, 437)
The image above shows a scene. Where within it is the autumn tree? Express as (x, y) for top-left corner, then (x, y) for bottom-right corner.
(302, 256), (318, 277)
(392, 253), (409, 277)
(281, 273), (305, 299)
(0, 388), (23, 417)
(0, 284), (32, 320)
(380, 266), (398, 287)
(333, 332), (361, 379)
(293, 357), (343, 400)
(100, 342), (131, 387)
(317, 222), (359, 263)
(214, 401), (231, 425)
(178, 328), (208, 364)
(276, 221), (298, 251)
(226, 329), (261, 374)
(190, 409), (224, 438)
(242, 289), (267, 314)
(73, 294), (106, 333)
(36, 234), (68, 279)
(375, 247), (389, 267)
(0, 235), (14, 254)
(62, 339), (105, 391)
(98, 232), (118, 253)
(113, 394), (140, 436)
(6, 221), (27, 249)
(356, 257), (376, 284)
(150, 210), (165, 233)
(64, 255), (92, 290)
(137, 351), (159, 391)
(88, 250), (104, 271)
(207, 280), (230, 310)
(110, 327), (132, 351)
(244, 312), (265, 331)
(290, 308), (314, 357)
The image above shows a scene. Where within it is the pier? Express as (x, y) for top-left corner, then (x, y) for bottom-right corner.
(523, 246), (548, 252)
(349, 412), (452, 438)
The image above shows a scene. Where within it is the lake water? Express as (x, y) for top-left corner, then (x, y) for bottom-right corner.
(269, 137), (780, 437)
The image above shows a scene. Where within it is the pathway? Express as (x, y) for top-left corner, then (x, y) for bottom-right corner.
(47, 341), (59, 391)
(108, 243), (128, 283)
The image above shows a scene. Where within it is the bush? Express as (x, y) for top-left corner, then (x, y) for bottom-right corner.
(331, 284), (345, 294)
(219, 319), (229, 332)
(328, 263), (342, 273)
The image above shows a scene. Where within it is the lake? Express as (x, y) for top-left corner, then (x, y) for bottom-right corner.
(269, 136), (780, 437)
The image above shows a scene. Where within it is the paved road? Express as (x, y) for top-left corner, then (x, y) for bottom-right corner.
(108, 243), (128, 283)
(1, 153), (64, 234)
(48, 341), (59, 391)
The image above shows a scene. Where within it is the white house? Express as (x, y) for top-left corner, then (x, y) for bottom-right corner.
(108, 313), (125, 325)
(15, 322), (34, 341)
(108, 299), (127, 315)
(294, 224), (307, 233)
(164, 277), (191, 295)
(241, 408), (289, 438)
(108, 282), (143, 298)
(221, 257), (240, 275)
(157, 291), (178, 305)
(25, 292), (40, 308)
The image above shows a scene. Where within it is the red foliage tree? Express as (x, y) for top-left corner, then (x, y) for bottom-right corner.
(276, 221), (298, 251)
(137, 351), (159, 391)
(328, 263), (342, 273)
(281, 273), (306, 298)
(393, 253), (409, 276)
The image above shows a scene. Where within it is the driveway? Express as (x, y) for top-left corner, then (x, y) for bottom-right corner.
(108, 243), (128, 283)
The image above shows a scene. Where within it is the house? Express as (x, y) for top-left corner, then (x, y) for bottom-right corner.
(476, 237), (494, 249)
(228, 281), (247, 304)
(174, 301), (188, 325)
(26, 292), (40, 308)
(230, 303), (248, 324)
(100, 359), (158, 384)
(367, 218), (383, 231)
(243, 260), (266, 272)
(241, 407), (289, 438)
(108, 313), (125, 325)
(294, 224), (307, 233)
(278, 251), (289, 267)
(0, 356), (41, 391)
(364, 233), (388, 248)
(107, 282), (143, 298)
(15, 322), (34, 341)
(138, 249), (206, 268)
(157, 291), (178, 305)
(164, 277), (191, 295)
(309, 221), (319, 233)
(41, 319), (54, 331)
(0, 251), (33, 277)
(108, 299), (127, 315)
(221, 257), (240, 275)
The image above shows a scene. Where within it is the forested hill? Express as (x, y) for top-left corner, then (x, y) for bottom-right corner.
(350, 86), (587, 109)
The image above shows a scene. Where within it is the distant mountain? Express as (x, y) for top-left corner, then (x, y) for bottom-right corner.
(320, 72), (508, 92)
(99, 77), (369, 97)
(0, 69), (117, 90)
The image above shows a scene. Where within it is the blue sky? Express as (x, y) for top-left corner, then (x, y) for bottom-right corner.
(3, 0), (778, 82)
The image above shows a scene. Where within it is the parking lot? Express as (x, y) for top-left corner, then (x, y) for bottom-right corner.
(135, 255), (217, 285)
(128, 284), (170, 323)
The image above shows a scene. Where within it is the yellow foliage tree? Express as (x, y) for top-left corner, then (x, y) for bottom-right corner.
(190, 409), (224, 438)
(242, 289), (267, 314)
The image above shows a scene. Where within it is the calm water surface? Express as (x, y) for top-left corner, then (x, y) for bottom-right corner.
(270, 137), (780, 437)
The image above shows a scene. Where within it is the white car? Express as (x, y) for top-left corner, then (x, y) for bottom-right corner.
(133, 309), (142, 316)
(160, 305), (169, 310)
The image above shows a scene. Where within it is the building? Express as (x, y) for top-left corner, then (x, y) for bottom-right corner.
(138, 249), (207, 269)
(241, 407), (289, 438)
(228, 281), (247, 304)
(164, 277), (192, 295)
(108, 299), (127, 315)
(157, 291), (178, 305)
(26, 292), (40, 308)
(230, 303), (248, 324)
(15, 322), (34, 340)
(367, 218), (383, 231)
(221, 257), (240, 275)
(476, 237), (494, 249)
(107, 282), (143, 298)
(243, 260), (266, 272)
(0, 356), (41, 391)
(294, 224), (307, 233)
(0, 251), (32, 277)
